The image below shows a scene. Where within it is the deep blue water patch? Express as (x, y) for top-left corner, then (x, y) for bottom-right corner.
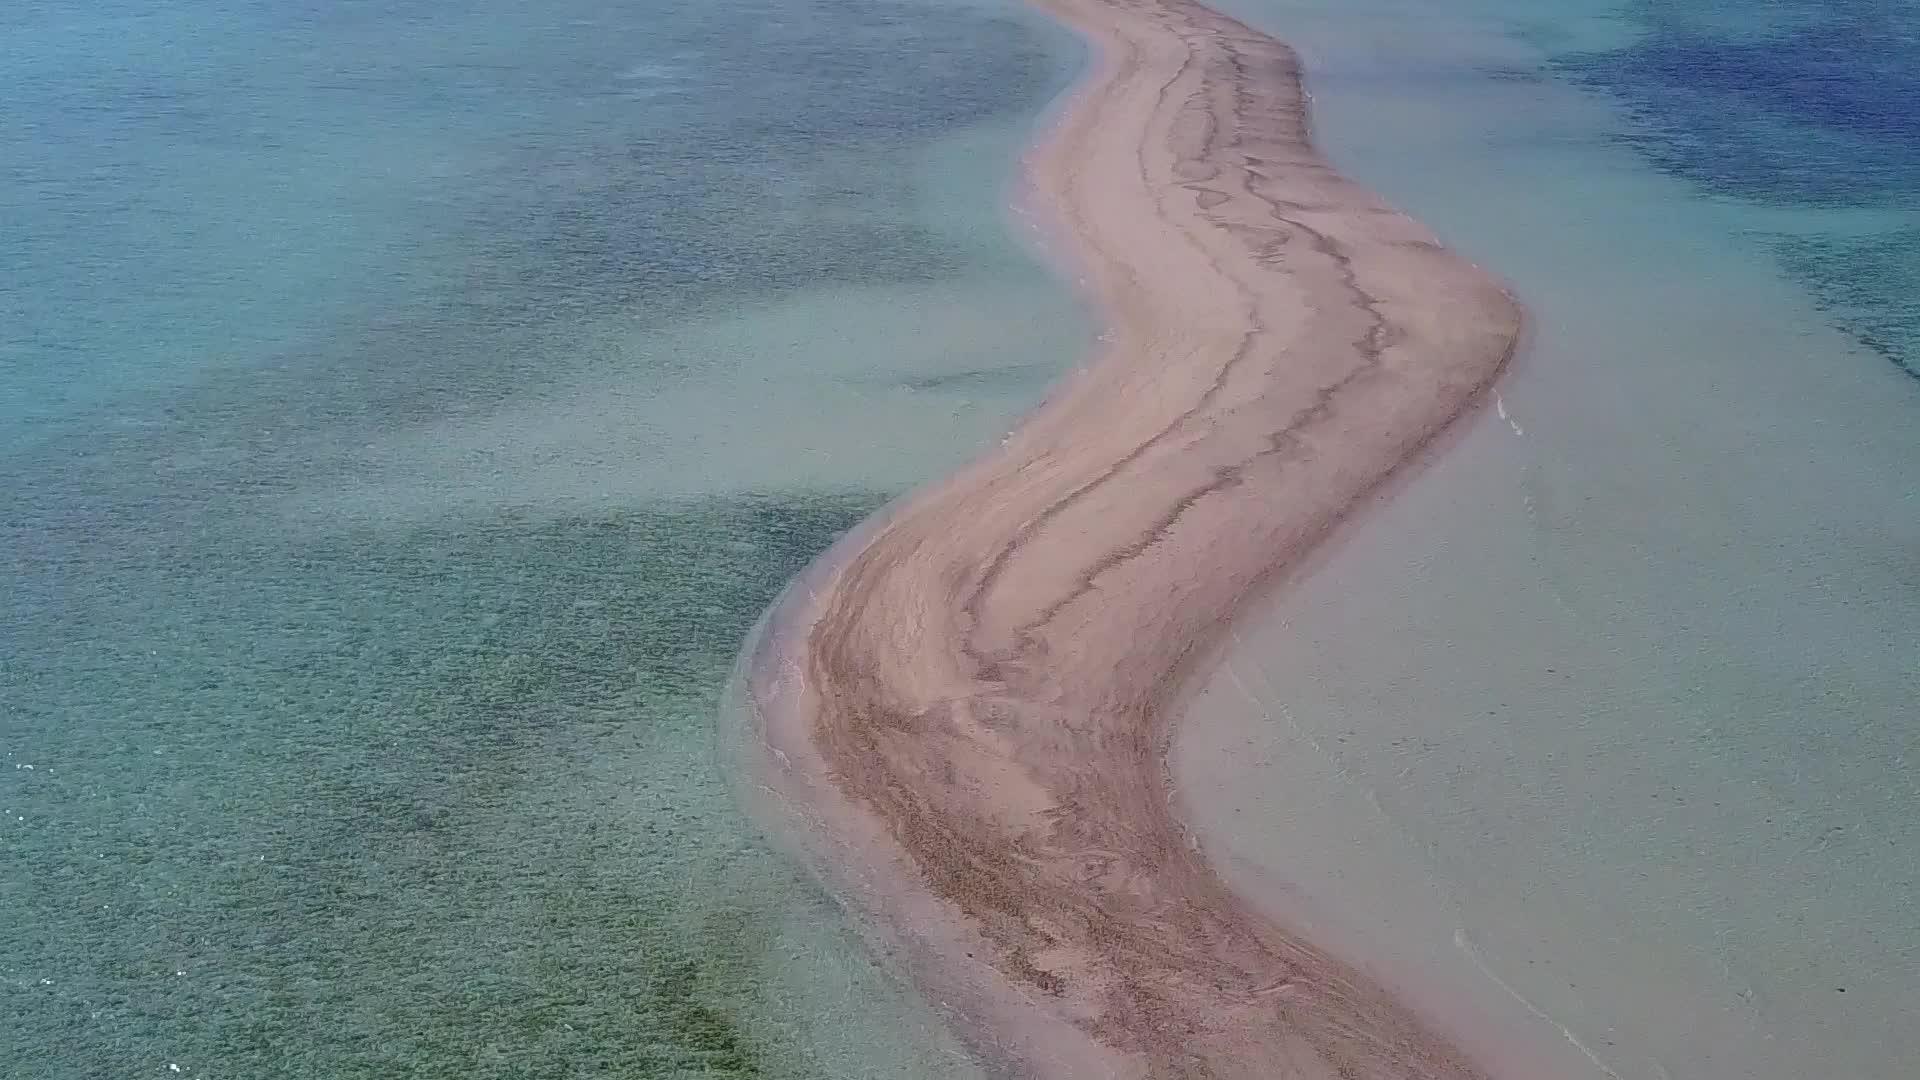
(1555, 1), (1920, 206)
(1553, 0), (1920, 380)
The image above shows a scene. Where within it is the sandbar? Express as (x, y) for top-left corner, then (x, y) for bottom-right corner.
(740, 0), (1523, 1074)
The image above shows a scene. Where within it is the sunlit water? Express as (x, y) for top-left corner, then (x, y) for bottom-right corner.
(14, 0), (1917, 1075)
(0, 0), (1084, 1075)
(1187, 0), (1919, 1076)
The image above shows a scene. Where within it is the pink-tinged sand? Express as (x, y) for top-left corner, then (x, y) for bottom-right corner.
(740, 0), (1533, 1074)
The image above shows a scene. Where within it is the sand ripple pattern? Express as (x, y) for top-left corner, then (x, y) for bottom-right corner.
(748, 0), (1523, 1075)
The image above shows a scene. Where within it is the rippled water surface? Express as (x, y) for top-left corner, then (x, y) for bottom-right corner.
(1, 0), (1083, 1075)
(1552, 0), (1920, 378)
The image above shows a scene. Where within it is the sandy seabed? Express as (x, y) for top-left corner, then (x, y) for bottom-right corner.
(740, 0), (1524, 1074)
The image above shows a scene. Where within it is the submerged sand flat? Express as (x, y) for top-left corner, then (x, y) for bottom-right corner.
(745, 0), (1522, 1074)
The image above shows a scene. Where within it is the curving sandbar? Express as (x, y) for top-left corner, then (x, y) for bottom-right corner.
(743, 0), (1523, 1075)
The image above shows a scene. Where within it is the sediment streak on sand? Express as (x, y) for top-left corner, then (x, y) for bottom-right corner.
(744, 0), (1522, 1075)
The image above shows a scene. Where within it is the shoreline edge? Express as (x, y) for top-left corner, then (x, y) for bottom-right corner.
(732, 0), (1524, 1075)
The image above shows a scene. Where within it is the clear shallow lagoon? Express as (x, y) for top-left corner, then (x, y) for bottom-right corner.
(1, 0), (1083, 1075)
(1188, 0), (1919, 1076)
(13, 0), (1919, 1075)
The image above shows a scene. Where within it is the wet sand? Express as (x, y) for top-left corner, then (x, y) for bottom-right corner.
(741, 0), (1522, 1074)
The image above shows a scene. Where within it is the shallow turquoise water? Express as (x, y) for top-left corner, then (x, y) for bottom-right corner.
(14, 0), (1917, 1074)
(1190, 0), (1919, 1076)
(1, 0), (1082, 1075)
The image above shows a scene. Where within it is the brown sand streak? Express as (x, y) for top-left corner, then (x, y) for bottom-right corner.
(744, 0), (1521, 1075)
